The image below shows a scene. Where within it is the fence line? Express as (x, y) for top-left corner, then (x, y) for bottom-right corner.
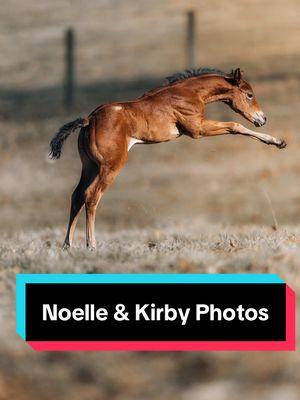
(64, 28), (75, 109)
(186, 11), (196, 69)
(62, 13), (197, 107)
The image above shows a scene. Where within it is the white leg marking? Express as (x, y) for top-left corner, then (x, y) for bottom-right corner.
(240, 127), (284, 146)
(128, 137), (144, 151)
(170, 126), (180, 138)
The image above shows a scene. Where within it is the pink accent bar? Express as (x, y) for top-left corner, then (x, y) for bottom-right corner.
(28, 286), (295, 352)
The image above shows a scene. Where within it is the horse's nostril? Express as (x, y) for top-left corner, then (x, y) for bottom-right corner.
(257, 113), (267, 126)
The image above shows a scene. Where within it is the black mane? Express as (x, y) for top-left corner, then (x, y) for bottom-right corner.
(165, 67), (227, 85)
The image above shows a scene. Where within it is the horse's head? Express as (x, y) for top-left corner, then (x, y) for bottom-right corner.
(226, 68), (266, 127)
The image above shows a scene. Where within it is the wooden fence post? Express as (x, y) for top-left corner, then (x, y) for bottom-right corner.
(186, 11), (196, 69)
(64, 28), (75, 109)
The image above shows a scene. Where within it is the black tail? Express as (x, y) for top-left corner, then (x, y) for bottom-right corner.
(49, 117), (89, 160)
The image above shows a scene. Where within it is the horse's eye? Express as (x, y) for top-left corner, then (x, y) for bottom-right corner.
(246, 93), (253, 100)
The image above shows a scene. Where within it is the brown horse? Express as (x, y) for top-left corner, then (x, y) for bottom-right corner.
(50, 67), (286, 249)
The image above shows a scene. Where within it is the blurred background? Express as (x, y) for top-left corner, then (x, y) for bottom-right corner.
(1, 1), (300, 399)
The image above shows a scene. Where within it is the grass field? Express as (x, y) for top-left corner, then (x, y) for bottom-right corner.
(1, 1), (300, 399)
(1, 225), (300, 400)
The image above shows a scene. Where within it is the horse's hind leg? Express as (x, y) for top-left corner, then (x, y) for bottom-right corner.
(84, 158), (127, 249)
(84, 174), (103, 250)
(63, 174), (85, 249)
(63, 164), (98, 249)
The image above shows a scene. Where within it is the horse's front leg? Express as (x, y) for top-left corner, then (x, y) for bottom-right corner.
(199, 120), (286, 149)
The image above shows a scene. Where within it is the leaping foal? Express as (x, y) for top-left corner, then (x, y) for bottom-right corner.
(50, 67), (286, 249)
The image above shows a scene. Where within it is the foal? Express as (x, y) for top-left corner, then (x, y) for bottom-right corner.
(50, 67), (286, 249)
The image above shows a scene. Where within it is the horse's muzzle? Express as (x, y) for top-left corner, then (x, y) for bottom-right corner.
(253, 111), (267, 127)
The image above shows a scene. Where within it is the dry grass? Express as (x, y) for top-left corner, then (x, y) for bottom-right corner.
(1, 225), (300, 400)
(1, 224), (300, 285)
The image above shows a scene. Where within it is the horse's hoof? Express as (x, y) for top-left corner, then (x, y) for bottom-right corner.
(277, 139), (287, 149)
(62, 243), (70, 251)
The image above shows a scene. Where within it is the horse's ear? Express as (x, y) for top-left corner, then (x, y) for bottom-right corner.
(232, 68), (244, 85)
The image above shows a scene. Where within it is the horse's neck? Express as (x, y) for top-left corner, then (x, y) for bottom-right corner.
(189, 76), (233, 104)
